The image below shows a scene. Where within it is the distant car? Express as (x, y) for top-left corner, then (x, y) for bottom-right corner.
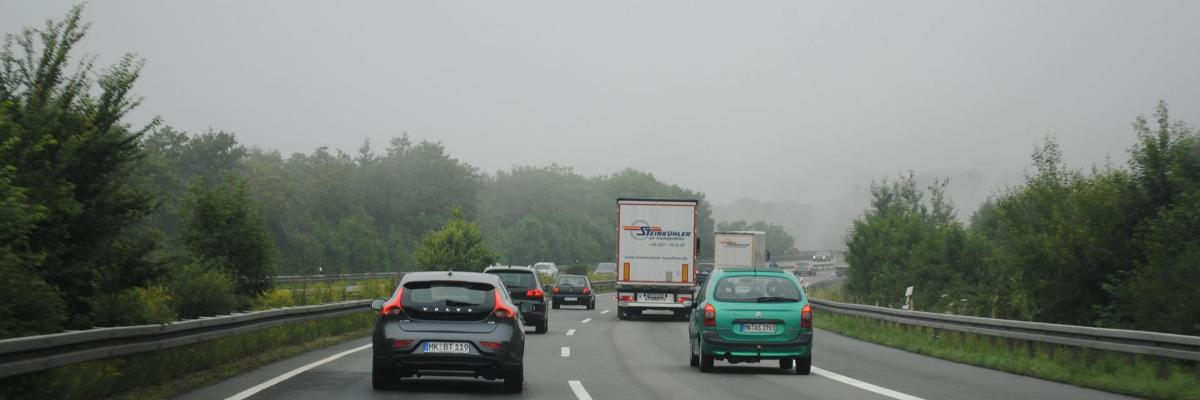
(812, 251), (832, 263)
(687, 267), (813, 375)
(370, 271), (529, 392)
(594, 262), (617, 275)
(795, 261), (816, 276)
(695, 262), (715, 285)
(532, 262), (559, 278)
(484, 266), (549, 334)
(552, 274), (595, 309)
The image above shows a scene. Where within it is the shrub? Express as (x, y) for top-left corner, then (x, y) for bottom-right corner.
(90, 286), (177, 326)
(168, 262), (239, 318)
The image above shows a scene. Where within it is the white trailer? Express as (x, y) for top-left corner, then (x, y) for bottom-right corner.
(713, 231), (768, 269)
(615, 198), (699, 320)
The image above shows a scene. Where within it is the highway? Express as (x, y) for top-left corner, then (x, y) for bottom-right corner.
(178, 270), (1133, 400)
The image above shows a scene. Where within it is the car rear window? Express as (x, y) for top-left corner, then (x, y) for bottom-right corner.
(713, 275), (802, 303)
(487, 270), (537, 289)
(402, 281), (496, 320)
(557, 276), (587, 287)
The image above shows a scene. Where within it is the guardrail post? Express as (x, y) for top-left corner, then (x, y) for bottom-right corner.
(1044, 343), (1056, 359)
(1025, 340), (1036, 358)
(1156, 358), (1169, 380)
(1123, 353), (1135, 366)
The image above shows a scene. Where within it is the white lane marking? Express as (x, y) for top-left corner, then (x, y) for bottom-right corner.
(561, 347), (571, 357)
(600, 310), (610, 314)
(812, 366), (926, 400)
(566, 329), (576, 336)
(568, 380), (594, 400)
(582, 318), (592, 323)
(225, 343), (370, 400)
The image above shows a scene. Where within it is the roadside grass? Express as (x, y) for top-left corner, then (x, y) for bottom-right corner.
(259, 277), (398, 309)
(812, 303), (1200, 399)
(0, 311), (375, 400)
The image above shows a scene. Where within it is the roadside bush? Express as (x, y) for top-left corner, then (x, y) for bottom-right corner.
(168, 262), (239, 318)
(255, 289), (295, 309)
(90, 286), (177, 326)
(0, 262), (65, 338)
(564, 263), (589, 276)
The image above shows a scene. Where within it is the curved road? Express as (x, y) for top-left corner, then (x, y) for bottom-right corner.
(179, 271), (1133, 400)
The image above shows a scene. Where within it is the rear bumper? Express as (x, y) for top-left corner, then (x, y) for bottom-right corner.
(375, 352), (520, 379)
(619, 301), (688, 309)
(553, 295), (594, 305)
(700, 330), (812, 359)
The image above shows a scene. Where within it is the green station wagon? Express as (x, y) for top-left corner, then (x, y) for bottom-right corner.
(686, 268), (813, 374)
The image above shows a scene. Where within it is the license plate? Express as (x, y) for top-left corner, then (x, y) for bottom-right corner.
(638, 293), (670, 302)
(565, 297), (577, 301)
(740, 323), (776, 333)
(422, 342), (470, 354)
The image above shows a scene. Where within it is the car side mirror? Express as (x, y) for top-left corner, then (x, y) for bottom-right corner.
(370, 299), (385, 310)
(519, 303), (534, 314)
(682, 300), (694, 308)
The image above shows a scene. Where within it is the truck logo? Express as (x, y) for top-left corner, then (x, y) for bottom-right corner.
(623, 220), (692, 241)
(719, 239), (750, 248)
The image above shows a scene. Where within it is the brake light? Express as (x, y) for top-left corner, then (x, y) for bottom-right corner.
(381, 288), (405, 316)
(703, 303), (716, 327)
(552, 287), (560, 294)
(526, 288), (544, 298)
(801, 304), (813, 328)
(391, 339), (413, 348)
(479, 341), (503, 350)
(618, 295), (634, 302)
(494, 289), (516, 319)
(582, 287), (590, 295)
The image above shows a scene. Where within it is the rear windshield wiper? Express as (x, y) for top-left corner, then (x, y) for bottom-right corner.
(756, 296), (799, 303)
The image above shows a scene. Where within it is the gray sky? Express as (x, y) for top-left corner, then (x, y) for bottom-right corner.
(3, 1), (1199, 207)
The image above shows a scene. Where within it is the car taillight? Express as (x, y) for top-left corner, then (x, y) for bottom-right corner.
(703, 303), (716, 327)
(381, 288), (405, 316)
(553, 287), (561, 294)
(801, 304), (813, 328)
(479, 341), (503, 350)
(526, 288), (544, 298)
(391, 339), (413, 348)
(582, 287), (590, 295)
(494, 289), (516, 319)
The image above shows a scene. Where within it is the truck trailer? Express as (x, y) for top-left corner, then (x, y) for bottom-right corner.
(713, 231), (768, 269)
(615, 198), (699, 320)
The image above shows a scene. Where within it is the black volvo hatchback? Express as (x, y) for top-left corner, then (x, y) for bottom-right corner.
(371, 271), (530, 392)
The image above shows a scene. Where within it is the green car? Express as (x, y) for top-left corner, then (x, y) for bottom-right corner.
(686, 267), (813, 374)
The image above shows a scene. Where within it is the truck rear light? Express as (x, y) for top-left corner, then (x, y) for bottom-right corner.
(582, 287), (590, 295)
(801, 304), (813, 328)
(479, 341), (503, 350)
(494, 290), (516, 319)
(703, 303), (716, 326)
(552, 287), (560, 294)
(618, 294), (634, 302)
(381, 288), (405, 316)
(391, 339), (414, 348)
(526, 288), (544, 298)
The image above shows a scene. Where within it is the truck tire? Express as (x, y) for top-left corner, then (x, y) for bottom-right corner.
(795, 355), (811, 375)
(617, 307), (629, 320)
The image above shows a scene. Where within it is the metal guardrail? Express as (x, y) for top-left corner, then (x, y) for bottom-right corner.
(270, 272), (402, 283)
(0, 301), (371, 378)
(810, 298), (1200, 362)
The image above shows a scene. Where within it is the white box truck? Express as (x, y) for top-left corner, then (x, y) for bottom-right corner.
(714, 231), (768, 269)
(615, 198), (699, 320)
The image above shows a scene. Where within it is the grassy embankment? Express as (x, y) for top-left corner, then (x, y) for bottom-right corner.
(808, 283), (1200, 400)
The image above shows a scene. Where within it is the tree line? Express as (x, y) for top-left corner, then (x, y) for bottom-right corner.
(844, 102), (1200, 335)
(0, 7), (717, 338)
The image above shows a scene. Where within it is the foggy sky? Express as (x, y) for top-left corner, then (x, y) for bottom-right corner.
(4, 1), (1199, 209)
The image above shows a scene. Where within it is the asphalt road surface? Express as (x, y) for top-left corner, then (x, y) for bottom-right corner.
(179, 270), (1133, 400)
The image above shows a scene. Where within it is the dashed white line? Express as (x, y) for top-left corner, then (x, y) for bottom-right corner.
(600, 310), (610, 314)
(566, 329), (576, 336)
(568, 380), (594, 400)
(561, 347), (571, 357)
(581, 318), (592, 323)
(813, 366), (926, 400)
(224, 343), (370, 400)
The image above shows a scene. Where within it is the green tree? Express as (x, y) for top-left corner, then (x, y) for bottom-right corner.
(181, 177), (276, 299)
(415, 209), (498, 271)
(0, 5), (161, 329)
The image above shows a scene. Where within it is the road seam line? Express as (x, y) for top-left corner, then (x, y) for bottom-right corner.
(224, 343), (370, 400)
(568, 380), (593, 400)
(567, 329), (576, 336)
(561, 347), (571, 357)
(812, 366), (926, 400)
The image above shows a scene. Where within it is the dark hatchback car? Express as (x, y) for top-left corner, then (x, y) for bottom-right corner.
(551, 274), (595, 309)
(484, 266), (549, 333)
(370, 271), (530, 392)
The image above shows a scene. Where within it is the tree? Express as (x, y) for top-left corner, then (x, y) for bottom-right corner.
(181, 177), (276, 299)
(415, 209), (498, 271)
(0, 5), (161, 329)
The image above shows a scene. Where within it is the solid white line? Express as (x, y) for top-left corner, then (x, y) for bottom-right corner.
(561, 347), (571, 357)
(812, 366), (926, 400)
(600, 310), (610, 314)
(566, 329), (576, 336)
(225, 343), (371, 400)
(568, 380), (593, 400)
(581, 318), (592, 323)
